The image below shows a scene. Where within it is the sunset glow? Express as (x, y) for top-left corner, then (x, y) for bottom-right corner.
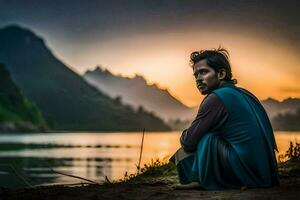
(1, 1), (299, 107)
(47, 28), (300, 107)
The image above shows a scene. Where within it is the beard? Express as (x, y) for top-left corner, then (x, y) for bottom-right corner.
(197, 76), (220, 95)
(198, 85), (210, 95)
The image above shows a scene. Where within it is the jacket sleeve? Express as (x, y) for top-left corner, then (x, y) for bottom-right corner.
(180, 93), (228, 152)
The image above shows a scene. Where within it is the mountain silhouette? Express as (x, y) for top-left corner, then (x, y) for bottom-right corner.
(84, 67), (300, 130)
(261, 97), (300, 118)
(0, 25), (170, 131)
(84, 66), (198, 121)
(271, 108), (300, 131)
(0, 64), (48, 132)
(261, 97), (300, 131)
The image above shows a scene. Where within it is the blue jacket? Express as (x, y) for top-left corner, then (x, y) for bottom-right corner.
(176, 82), (280, 189)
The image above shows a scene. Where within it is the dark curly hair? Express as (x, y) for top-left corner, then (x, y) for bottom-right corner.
(190, 47), (237, 84)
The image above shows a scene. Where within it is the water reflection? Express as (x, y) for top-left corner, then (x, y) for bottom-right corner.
(0, 131), (298, 187)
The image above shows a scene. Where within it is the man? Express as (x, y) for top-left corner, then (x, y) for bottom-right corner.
(170, 47), (279, 190)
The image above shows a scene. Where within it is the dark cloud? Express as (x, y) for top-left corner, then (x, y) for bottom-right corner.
(0, 0), (299, 49)
(0, 0), (298, 103)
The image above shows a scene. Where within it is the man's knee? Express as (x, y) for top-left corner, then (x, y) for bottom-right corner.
(196, 132), (220, 151)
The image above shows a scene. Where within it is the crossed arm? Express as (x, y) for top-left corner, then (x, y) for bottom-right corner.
(180, 93), (228, 152)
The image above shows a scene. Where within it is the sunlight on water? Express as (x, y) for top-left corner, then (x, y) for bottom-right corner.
(0, 131), (299, 187)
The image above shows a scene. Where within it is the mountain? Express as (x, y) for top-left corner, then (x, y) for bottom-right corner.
(84, 66), (198, 121)
(271, 108), (300, 131)
(83, 68), (300, 130)
(261, 97), (300, 131)
(0, 64), (48, 132)
(0, 25), (170, 131)
(261, 97), (300, 118)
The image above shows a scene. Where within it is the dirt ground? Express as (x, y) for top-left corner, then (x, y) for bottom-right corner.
(1, 178), (300, 200)
(1, 160), (300, 200)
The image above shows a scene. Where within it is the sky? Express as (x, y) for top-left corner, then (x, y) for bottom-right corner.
(0, 0), (299, 107)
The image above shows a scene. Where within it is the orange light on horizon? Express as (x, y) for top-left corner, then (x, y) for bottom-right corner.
(48, 28), (300, 107)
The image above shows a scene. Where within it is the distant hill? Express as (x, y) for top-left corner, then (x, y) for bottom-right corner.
(0, 64), (48, 132)
(261, 97), (300, 118)
(0, 25), (170, 131)
(271, 108), (300, 131)
(261, 97), (300, 131)
(84, 67), (198, 121)
(84, 68), (300, 130)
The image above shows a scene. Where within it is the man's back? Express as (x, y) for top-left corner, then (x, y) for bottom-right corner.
(211, 83), (279, 188)
(174, 82), (279, 189)
(212, 84), (277, 153)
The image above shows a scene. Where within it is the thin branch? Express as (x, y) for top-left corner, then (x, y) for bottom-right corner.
(137, 128), (146, 172)
(105, 175), (111, 184)
(47, 182), (97, 187)
(50, 169), (99, 185)
(0, 164), (32, 187)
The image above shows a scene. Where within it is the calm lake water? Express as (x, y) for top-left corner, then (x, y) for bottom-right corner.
(0, 131), (299, 187)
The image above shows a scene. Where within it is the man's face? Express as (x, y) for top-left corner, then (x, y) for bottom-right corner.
(193, 59), (221, 95)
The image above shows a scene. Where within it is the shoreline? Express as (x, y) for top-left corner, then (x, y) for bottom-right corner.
(1, 159), (300, 200)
